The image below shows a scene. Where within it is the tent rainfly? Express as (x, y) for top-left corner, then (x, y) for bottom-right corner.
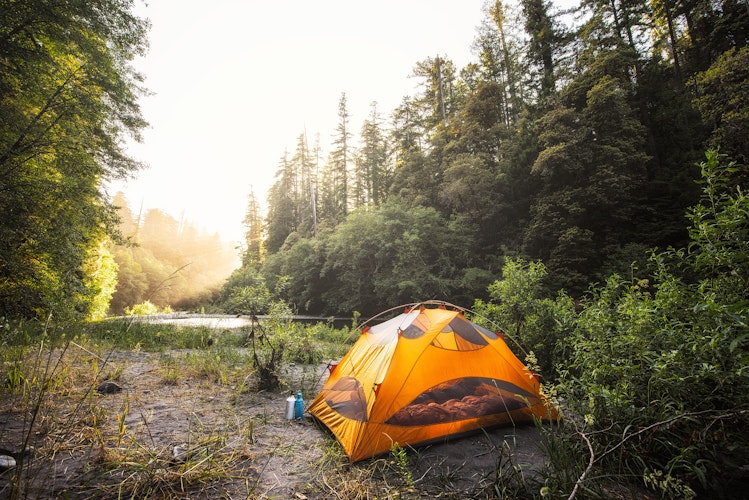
(308, 302), (558, 462)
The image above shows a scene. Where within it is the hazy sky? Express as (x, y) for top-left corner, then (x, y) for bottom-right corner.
(110, 0), (488, 244)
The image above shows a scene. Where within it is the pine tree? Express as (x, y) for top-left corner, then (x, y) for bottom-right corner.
(525, 74), (650, 291)
(474, 0), (526, 125)
(242, 187), (264, 267)
(329, 93), (352, 221)
(265, 153), (297, 253)
(520, 0), (561, 101)
(291, 132), (316, 235)
(411, 56), (460, 136)
(354, 102), (390, 207)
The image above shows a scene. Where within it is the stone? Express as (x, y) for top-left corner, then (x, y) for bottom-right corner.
(0, 455), (16, 472)
(96, 381), (123, 394)
(172, 444), (188, 462)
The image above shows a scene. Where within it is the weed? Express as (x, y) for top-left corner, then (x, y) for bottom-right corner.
(246, 419), (255, 444)
(390, 442), (415, 489)
(247, 302), (293, 391)
(185, 351), (227, 384)
(84, 319), (247, 351)
(643, 469), (697, 500)
(5, 364), (26, 391)
(279, 362), (325, 400)
(116, 394), (129, 447)
(310, 441), (380, 500)
(536, 419), (602, 498)
(491, 439), (530, 499)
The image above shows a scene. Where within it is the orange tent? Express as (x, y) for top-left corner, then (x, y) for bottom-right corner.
(308, 302), (558, 462)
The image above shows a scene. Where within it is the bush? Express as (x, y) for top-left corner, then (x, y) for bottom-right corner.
(124, 301), (172, 316)
(472, 258), (576, 380)
(555, 151), (749, 498)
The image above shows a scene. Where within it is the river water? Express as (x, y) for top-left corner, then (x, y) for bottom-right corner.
(121, 313), (350, 329)
(141, 314), (253, 329)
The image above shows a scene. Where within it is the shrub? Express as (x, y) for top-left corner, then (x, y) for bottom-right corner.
(472, 258), (576, 380)
(556, 151), (749, 498)
(124, 301), (171, 316)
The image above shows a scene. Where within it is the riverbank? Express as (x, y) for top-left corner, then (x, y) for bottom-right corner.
(0, 345), (547, 498)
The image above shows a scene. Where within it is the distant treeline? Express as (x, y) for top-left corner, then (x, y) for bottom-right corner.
(109, 192), (238, 314)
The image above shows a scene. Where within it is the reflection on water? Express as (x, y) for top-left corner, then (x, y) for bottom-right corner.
(144, 315), (254, 329)
(121, 313), (350, 329)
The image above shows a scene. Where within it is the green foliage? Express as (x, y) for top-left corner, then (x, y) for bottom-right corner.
(124, 300), (171, 316)
(241, 188), (265, 268)
(228, 277), (273, 317)
(491, 439), (534, 499)
(218, 266), (277, 316)
(248, 0), (747, 317)
(261, 236), (327, 313)
(249, 300), (294, 391)
(520, 0), (560, 99)
(525, 68), (651, 292)
(355, 103), (391, 207)
(302, 322), (356, 361)
(220, 272), (296, 390)
(0, 0), (149, 320)
(86, 245), (119, 320)
(557, 151), (749, 497)
(690, 47), (749, 164)
(319, 200), (484, 315)
(217, 266), (352, 386)
(473, 258), (576, 379)
(388, 443), (414, 491)
(0, 318), (57, 353)
(536, 421), (595, 498)
(83, 320), (242, 351)
(284, 324), (319, 365)
(243, 198), (489, 316)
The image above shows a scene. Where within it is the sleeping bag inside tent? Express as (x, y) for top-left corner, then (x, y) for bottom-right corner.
(308, 303), (558, 462)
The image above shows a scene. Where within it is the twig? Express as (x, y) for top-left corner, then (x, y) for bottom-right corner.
(568, 425), (594, 500)
(70, 341), (106, 362)
(321, 474), (343, 500)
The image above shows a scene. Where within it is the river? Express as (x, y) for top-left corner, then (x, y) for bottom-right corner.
(118, 313), (350, 329)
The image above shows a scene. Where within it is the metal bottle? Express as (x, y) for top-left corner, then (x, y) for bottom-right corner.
(294, 390), (304, 419)
(285, 394), (296, 419)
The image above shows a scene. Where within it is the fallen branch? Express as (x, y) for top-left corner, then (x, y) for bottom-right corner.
(567, 408), (749, 500)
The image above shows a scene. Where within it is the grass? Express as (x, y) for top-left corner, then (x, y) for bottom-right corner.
(0, 317), (548, 499)
(0, 317), (351, 498)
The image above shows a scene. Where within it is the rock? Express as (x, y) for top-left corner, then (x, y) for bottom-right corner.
(96, 381), (123, 394)
(172, 444), (188, 462)
(0, 455), (16, 472)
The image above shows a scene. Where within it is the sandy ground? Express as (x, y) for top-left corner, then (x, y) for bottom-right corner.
(0, 350), (548, 499)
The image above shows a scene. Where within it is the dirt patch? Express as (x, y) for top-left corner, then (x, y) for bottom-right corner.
(0, 349), (548, 498)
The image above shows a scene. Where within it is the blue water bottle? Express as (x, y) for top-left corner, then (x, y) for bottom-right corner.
(294, 390), (304, 420)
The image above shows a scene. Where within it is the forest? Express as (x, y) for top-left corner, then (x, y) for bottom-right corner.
(0, 0), (747, 497)
(224, 0), (749, 318)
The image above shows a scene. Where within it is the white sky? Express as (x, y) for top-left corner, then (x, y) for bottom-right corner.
(110, 0), (489, 244)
